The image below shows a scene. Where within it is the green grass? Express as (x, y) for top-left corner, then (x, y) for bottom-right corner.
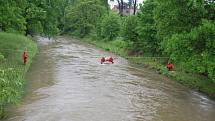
(81, 37), (128, 57)
(0, 32), (38, 118)
(78, 36), (215, 99)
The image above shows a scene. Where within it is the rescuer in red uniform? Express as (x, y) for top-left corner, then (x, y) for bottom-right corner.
(107, 57), (114, 64)
(166, 62), (174, 71)
(101, 57), (105, 64)
(23, 48), (27, 65)
(100, 56), (114, 64)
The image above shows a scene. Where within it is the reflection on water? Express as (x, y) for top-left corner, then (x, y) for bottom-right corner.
(4, 37), (215, 121)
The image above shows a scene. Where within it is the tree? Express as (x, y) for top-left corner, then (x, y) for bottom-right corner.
(56, 0), (74, 33)
(137, 0), (159, 55)
(164, 20), (215, 82)
(204, 0), (215, 20)
(128, 0), (138, 15)
(122, 15), (141, 53)
(65, 0), (106, 37)
(128, 0), (133, 9)
(42, 0), (59, 37)
(25, 1), (46, 35)
(0, 0), (27, 34)
(122, 16), (139, 41)
(0, 0), (73, 36)
(154, 0), (205, 42)
(100, 12), (121, 40)
(116, 0), (124, 16)
(133, 0), (137, 15)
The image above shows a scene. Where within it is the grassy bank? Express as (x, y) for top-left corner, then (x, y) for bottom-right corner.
(0, 32), (38, 118)
(77, 36), (215, 99)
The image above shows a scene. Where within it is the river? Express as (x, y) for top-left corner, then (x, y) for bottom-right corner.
(4, 37), (215, 121)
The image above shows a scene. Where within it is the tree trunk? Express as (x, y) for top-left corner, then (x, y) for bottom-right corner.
(117, 0), (123, 16)
(116, 0), (121, 15)
(120, 0), (124, 16)
(133, 0), (137, 15)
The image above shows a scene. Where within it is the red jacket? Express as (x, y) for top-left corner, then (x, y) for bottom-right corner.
(166, 63), (173, 71)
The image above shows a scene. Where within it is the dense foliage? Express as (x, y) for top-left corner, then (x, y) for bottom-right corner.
(153, 0), (215, 82)
(0, 0), (215, 116)
(70, 0), (214, 84)
(165, 20), (215, 82)
(97, 0), (215, 82)
(99, 13), (121, 40)
(122, 15), (139, 53)
(137, 0), (159, 55)
(65, 0), (106, 37)
(0, 0), (75, 37)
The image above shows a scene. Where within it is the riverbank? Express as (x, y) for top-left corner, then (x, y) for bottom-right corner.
(73, 36), (215, 99)
(0, 32), (38, 118)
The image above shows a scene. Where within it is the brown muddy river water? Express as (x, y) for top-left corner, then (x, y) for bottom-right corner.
(4, 37), (215, 121)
